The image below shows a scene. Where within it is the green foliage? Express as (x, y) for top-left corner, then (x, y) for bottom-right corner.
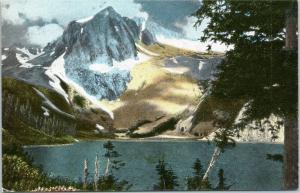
(213, 44), (297, 121)
(187, 159), (230, 191)
(153, 160), (179, 190)
(97, 175), (132, 191)
(187, 158), (211, 190)
(2, 129), (23, 156)
(193, 0), (295, 45)
(73, 94), (87, 108)
(192, 96), (244, 128)
(215, 169), (230, 190)
(266, 154), (283, 163)
(193, 158), (204, 177)
(103, 141), (125, 171)
(2, 129), (80, 191)
(2, 77), (76, 145)
(2, 154), (81, 191)
(201, 179), (213, 190)
(80, 155), (130, 191)
(3, 120), (75, 146)
(92, 141), (130, 191)
(213, 129), (235, 152)
(38, 86), (73, 114)
(3, 154), (44, 191)
(193, 0), (298, 133)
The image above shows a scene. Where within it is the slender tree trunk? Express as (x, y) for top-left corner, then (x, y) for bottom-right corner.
(284, 116), (298, 190)
(283, 7), (298, 189)
(83, 159), (88, 190)
(202, 146), (222, 181)
(94, 155), (99, 191)
(105, 158), (110, 176)
(285, 14), (298, 50)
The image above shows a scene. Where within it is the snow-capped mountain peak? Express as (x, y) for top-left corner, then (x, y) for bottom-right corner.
(3, 7), (158, 101)
(61, 6), (139, 67)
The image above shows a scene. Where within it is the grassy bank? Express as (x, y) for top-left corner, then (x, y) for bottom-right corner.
(2, 128), (81, 191)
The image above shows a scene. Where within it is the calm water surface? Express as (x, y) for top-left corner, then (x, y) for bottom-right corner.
(24, 140), (283, 191)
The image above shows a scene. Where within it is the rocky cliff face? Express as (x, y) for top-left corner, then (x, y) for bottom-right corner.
(3, 7), (158, 100)
(62, 6), (139, 66)
(46, 6), (149, 99)
(2, 7), (156, 141)
(141, 29), (156, 45)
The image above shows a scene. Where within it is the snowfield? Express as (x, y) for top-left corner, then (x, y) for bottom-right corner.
(156, 35), (233, 53)
(76, 15), (94, 23)
(45, 53), (70, 103)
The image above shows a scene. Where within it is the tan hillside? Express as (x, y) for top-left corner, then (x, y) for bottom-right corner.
(99, 43), (214, 129)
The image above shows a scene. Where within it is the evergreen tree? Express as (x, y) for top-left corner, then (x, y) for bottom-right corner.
(187, 158), (212, 190)
(97, 175), (131, 191)
(97, 141), (130, 191)
(153, 160), (179, 190)
(193, 0), (298, 189)
(193, 158), (204, 177)
(103, 141), (125, 173)
(215, 169), (230, 190)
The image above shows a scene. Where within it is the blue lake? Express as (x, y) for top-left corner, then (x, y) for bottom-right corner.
(24, 140), (283, 191)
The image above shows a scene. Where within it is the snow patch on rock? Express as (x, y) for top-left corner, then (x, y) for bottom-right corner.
(156, 35), (233, 53)
(2, 55), (7, 60)
(76, 15), (94, 23)
(16, 53), (35, 68)
(45, 52), (114, 119)
(96, 124), (105, 131)
(41, 106), (50, 116)
(33, 87), (75, 119)
(15, 48), (44, 68)
(135, 44), (159, 56)
(45, 53), (70, 103)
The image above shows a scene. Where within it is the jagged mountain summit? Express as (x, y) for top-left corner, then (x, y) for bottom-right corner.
(43, 6), (153, 99)
(2, 7), (155, 101)
(62, 6), (139, 66)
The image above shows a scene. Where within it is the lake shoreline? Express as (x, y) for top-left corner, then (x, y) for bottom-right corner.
(22, 134), (283, 148)
(24, 139), (284, 191)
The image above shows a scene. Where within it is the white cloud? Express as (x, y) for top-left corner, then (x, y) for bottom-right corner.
(26, 24), (64, 46)
(2, 0), (148, 26)
(175, 16), (209, 41)
(2, 0), (148, 46)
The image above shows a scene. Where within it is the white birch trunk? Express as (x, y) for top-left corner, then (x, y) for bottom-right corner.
(105, 158), (110, 176)
(83, 159), (88, 190)
(94, 155), (99, 191)
(202, 147), (222, 180)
